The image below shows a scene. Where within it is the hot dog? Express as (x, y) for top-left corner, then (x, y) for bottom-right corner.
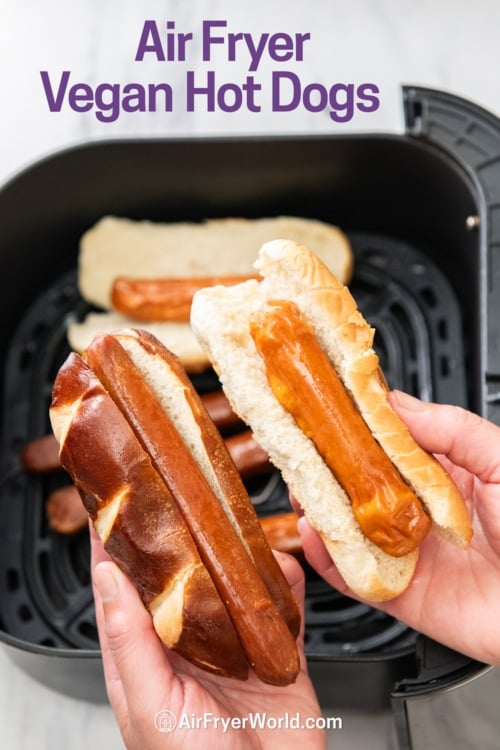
(111, 274), (260, 322)
(21, 434), (62, 473)
(260, 513), (303, 558)
(190, 239), (473, 601)
(201, 389), (244, 433)
(46, 485), (89, 534)
(225, 430), (273, 480)
(49, 328), (300, 685)
(249, 300), (432, 558)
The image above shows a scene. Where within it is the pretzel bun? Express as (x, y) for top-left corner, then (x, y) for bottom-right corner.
(50, 328), (300, 685)
(190, 240), (473, 602)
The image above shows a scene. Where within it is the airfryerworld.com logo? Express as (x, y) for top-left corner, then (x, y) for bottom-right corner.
(153, 709), (342, 733)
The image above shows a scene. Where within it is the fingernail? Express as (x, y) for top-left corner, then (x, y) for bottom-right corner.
(389, 390), (426, 412)
(94, 562), (119, 603)
(297, 515), (311, 534)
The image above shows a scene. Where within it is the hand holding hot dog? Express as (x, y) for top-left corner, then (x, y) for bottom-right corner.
(91, 526), (326, 750)
(299, 391), (500, 667)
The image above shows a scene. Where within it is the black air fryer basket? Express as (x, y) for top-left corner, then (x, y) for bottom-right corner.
(0, 87), (499, 708)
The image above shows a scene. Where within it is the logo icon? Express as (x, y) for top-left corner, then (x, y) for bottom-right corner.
(154, 709), (178, 733)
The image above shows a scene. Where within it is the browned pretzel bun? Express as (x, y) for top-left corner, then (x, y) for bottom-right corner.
(49, 328), (300, 685)
(190, 240), (473, 602)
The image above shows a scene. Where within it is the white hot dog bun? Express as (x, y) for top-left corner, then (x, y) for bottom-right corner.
(190, 240), (472, 602)
(68, 215), (353, 370)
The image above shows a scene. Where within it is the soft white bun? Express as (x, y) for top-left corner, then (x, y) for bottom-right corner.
(190, 240), (472, 602)
(71, 215), (353, 372)
(78, 215), (353, 309)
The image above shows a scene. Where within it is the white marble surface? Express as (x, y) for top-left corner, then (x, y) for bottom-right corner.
(0, 645), (396, 750)
(2, 1), (500, 747)
(3, 0), (500, 188)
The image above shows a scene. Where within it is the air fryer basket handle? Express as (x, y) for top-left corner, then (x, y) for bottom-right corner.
(404, 85), (500, 426)
(391, 635), (497, 750)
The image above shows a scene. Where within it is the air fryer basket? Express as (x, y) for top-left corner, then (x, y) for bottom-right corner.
(0, 87), (499, 706)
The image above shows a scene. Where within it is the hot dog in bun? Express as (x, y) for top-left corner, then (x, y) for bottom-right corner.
(69, 215), (353, 366)
(190, 240), (473, 602)
(49, 328), (300, 685)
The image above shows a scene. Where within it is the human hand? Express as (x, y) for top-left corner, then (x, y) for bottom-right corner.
(90, 526), (326, 750)
(298, 390), (500, 667)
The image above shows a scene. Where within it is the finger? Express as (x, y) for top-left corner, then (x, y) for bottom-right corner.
(89, 520), (112, 565)
(297, 516), (354, 598)
(273, 550), (304, 595)
(272, 550), (306, 640)
(288, 494), (304, 517)
(92, 565), (128, 720)
(89, 523), (125, 702)
(93, 560), (176, 719)
(89, 523), (177, 722)
(389, 390), (500, 483)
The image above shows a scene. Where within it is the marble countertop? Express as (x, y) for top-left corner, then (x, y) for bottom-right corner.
(0, 645), (399, 749)
(2, 1), (500, 747)
(3, 0), (500, 188)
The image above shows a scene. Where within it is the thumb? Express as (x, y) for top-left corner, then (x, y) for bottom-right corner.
(388, 390), (500, 483)
(271, 549), (312, 675)
(296, 515), (354, 598)
(93, 559), (175, 720)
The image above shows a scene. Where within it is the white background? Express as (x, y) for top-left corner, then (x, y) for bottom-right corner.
(2, 0), (500, 188)
(2, 1), (500, 748)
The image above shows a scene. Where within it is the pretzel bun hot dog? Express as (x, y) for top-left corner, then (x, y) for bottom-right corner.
(190, 240), (473, 602)
(49, 328), (300, 685)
